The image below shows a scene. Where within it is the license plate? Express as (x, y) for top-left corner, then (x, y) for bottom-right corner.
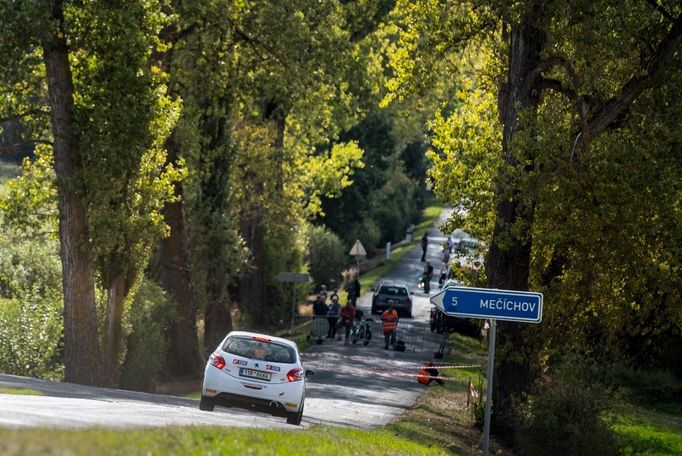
(239, 368), (271, 381)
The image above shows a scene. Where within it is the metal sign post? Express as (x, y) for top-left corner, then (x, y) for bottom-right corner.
(275, 272), (310, 336)
(482, 319), (496, 455)
(430, 285), (543, 456)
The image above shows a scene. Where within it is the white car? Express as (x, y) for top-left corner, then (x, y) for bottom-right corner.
(200, 331), (312, 425)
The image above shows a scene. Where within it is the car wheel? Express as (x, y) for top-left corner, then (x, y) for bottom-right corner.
(286, 403), (303, 425)
(199, 395), (215, 412)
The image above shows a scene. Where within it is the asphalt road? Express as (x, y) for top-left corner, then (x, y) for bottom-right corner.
(0, 209), (456, 430)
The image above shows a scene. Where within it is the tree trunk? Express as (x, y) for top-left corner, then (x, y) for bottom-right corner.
(487, 4), (545, 442)
(240, 221), (266, 328)
(198, 98), (235, 352)
(203, 265), (233, 352)
(159, 132), (200, 376)
(102, 275), (126, 386)
(42, 1), (101, 386)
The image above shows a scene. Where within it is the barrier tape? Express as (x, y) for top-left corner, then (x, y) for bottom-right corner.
(302, 355), (482, 371)
(304, 362), (477, 382)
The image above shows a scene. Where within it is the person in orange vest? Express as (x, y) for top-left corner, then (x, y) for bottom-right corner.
(381, 304), (399, 349)
(417, 362), (444, 386)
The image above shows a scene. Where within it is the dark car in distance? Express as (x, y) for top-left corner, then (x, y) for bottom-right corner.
(371, 282), (412, 317)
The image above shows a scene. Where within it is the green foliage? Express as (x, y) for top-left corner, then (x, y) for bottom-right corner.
(0, 146), (57, 238)
(0, 283), (63, 381)
(70, 0), (181, 289)
(428, 85), (501, 242)
(306, 225), (347, 289)
(322, 111), (427, 248)
(589, 365), (682, 416)
(0, 425), (447, 456)
(611, 407), (682, 456)
(517, 366), (619, 456)
(119, 278), (174, 392)
(0, 151), (63, 381)
(0, 292), (63, 381)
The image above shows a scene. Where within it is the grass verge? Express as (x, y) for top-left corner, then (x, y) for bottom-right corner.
(0, 424), (449, 455)
(610, 405), (682, 456)
(0, 388), (43, 396)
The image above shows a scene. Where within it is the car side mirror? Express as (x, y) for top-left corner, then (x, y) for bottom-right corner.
(370, 287), (375, 291)
(305, 370), (314, 377)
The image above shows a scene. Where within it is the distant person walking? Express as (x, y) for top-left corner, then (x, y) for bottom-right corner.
(339, 301), (356, 346)
(421, 233), (428, 262)
(381, 304), (399, 349)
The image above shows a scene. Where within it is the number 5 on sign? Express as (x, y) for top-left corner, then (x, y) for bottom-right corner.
(450, 296), (458, 307)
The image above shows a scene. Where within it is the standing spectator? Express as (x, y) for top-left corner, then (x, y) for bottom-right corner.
(329, 287), (339, 303)
(347, 276), (361, 306)
(318, 284), (328, 300)
(326, 295), (341, 339)
(442, 244), (451, 264)
(381, 304), (399, 349)
(339, 300), (356, 345)
(313, 294), (328, 317)
(421, 233), (428, 262)
(423, 261), (434, 293)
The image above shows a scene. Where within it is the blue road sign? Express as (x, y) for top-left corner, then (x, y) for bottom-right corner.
(430, 286), (543, 323)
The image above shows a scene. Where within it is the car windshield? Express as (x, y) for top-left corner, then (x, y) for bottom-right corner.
(223, 337), (296, 364)
(379, 286), (408, 296)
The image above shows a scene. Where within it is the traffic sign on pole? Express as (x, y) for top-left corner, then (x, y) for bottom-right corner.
(275, 272), (310, 283)
(430, 285), (542, 323)
(349, 239), (366, 256)
(275, 272), (310, 336)
(430, 285), (543, 456)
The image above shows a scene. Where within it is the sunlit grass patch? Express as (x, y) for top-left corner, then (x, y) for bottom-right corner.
(610, 406), (682, 456)
(0, 425), (448, 456)
(0, 388), (43, 396)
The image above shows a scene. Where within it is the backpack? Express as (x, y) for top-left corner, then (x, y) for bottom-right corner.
(395, 340), (406, 352)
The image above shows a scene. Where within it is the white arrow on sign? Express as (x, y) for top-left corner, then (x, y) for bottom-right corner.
(430, 290), (447, 313)
(349, 239), (367, 256)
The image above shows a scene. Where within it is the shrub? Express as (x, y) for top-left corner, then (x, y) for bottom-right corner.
(306, 225), (347, 289)
(517, 366), (619, 456)
(0, 236), (64, 380)
(119, 278), (174, 391)
(589, 365), (682, 415)
(0, 290), (64, 381)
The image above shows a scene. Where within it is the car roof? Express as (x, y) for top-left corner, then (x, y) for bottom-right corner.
(226, 331), (299, 351)
(378, 281), (408, 288)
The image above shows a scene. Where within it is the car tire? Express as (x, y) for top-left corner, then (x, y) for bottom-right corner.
(287, 403), (303, 425)
(199, 395), (215, 412)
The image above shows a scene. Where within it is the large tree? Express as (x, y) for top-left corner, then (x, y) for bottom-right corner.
(386, 0), (682, 439)
(0, 0), (179, 385)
